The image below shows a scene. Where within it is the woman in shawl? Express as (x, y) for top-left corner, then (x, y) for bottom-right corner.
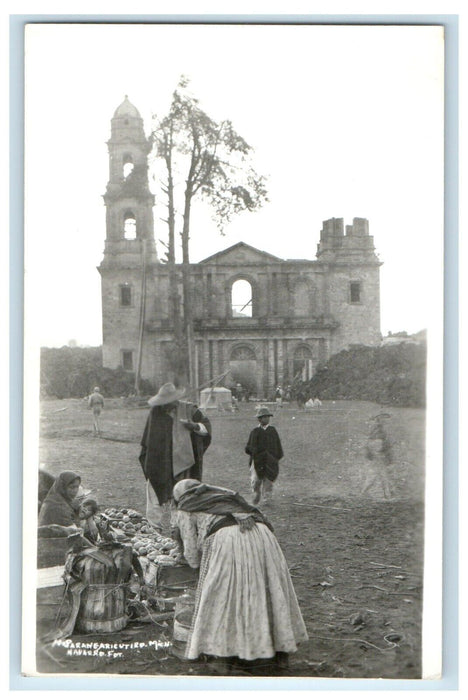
(38, 471), (82, 528)
(172, 479), (308, 675)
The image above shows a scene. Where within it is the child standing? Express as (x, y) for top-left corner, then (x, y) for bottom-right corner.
(245, 406), (284, 505)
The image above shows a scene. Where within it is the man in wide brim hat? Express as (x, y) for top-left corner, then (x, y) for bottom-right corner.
(139, 383), (212, 529)
(148, 382), (186, 407)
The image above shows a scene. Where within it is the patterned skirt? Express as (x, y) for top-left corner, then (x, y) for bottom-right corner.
(185, 523), (308, 660)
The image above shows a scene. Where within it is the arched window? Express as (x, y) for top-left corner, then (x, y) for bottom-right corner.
(123, 154), (134, 179)
(293, 345), (313, 381)
(123, 211), (137, 240)
(230, 345), (256, 361)
(231, 279), (253, 317)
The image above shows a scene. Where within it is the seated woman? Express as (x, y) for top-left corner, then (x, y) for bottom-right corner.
(172, 479), (308, 675)
(38, 471), (82, 536)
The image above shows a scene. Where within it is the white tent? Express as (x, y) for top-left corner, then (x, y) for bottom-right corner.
(199, 386), (233, 412)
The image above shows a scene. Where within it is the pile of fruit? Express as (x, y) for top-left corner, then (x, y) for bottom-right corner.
(100, 507), (182, 567)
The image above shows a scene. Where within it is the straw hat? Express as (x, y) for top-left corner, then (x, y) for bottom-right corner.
(148, 382), (186, 407)
(255, 406), (273, 418)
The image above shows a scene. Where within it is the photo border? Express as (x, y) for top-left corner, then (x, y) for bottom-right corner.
(9, 11), (459, 692)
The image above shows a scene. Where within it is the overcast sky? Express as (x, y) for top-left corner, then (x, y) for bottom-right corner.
(24, 23), (444, 347)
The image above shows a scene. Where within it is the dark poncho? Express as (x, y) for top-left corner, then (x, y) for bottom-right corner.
(139, 405), (211, 505)
(245, 425), (284, 481)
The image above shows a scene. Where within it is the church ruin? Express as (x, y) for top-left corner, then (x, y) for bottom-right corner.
(98, 97), (382, 397)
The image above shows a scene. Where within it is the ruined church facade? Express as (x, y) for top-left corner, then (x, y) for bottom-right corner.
(99, 98), (382, 396)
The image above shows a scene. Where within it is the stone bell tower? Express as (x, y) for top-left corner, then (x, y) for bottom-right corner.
(98, 96), (158, 374)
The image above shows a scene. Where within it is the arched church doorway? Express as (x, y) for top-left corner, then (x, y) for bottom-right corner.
(229, 345), (258, 399)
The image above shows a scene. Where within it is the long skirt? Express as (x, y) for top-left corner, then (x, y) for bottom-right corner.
(185, 523), (308, 661)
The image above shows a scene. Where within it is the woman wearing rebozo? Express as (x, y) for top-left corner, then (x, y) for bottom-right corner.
(172, 478), (308, 674)
(38, 471), (95, 540)
(38, 471), (82, 529)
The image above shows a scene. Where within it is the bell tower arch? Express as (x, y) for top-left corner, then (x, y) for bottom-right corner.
(101, 95), (158, 263)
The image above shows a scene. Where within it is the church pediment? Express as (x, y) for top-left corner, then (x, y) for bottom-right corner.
(199, 242), (283, 265)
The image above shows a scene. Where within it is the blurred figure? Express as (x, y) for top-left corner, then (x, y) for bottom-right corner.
(88, 387), (104, 436)
(275, 385), (284, 408)
(363, 413), (394, 500)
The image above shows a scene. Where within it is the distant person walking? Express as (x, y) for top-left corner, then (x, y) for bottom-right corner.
(245, 407), (284, 505)
(295, 388), (307, 410)
(275, 386), (284, 408)
(88, 387), (104, 436)
(363, 413), (394, 500)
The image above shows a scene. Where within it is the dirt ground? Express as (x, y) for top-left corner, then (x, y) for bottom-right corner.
(35, 398), (425, 679)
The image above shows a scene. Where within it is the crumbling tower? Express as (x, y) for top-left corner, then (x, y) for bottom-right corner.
(316, 217), (382, 354)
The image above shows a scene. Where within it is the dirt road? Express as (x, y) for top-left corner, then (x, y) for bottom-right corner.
(36, 398), (425, 678)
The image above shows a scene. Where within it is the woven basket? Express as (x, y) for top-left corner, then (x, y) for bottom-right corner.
(75, 583), (128, 634)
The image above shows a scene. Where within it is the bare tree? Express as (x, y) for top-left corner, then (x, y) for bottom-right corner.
(151, 77), (268, 387)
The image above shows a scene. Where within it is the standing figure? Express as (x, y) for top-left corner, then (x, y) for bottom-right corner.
(295, 388), (307, 410)
(363, 413), (394, 500)
(275, 385), (283, 408)
(138, 383), (212, 530)
(172, 479), (308, 675)
(88, 387), (104, 436)
(245, 406), (283, 505)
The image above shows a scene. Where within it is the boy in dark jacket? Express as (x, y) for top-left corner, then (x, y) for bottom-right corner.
(245, 406), (284, 505)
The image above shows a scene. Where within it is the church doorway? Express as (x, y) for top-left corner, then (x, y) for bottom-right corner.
(229, 345), (258, 399)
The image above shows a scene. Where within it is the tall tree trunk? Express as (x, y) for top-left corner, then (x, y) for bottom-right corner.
(164, 139), (187, 386)
(181, 178), (195, 392)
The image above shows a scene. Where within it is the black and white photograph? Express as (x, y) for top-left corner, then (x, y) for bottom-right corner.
(21, 22), (445, 682)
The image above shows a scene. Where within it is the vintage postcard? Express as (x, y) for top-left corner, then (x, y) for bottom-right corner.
(21, 22), (445, 683)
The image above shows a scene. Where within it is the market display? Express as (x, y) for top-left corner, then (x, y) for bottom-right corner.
(99, 507), (183, 567)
